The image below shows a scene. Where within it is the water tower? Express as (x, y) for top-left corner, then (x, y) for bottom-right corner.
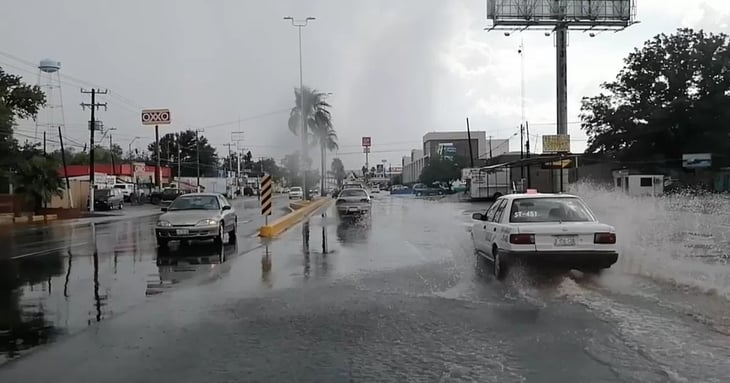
(35, 58), (66, 151)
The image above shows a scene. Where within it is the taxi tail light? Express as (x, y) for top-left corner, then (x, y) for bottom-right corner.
(360, 198), (370, 203)
(509, 233), (535, 245)
(336, 199), (346, 204)
(594, 232), (616, 244)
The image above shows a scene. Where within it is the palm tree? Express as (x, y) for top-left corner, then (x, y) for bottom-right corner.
(330, 158), (346, 188)
(288, 87), (337, 196)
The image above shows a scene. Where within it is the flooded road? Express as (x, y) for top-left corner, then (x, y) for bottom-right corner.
(0, 196), (287, 363)
(1, 191), (729, 382)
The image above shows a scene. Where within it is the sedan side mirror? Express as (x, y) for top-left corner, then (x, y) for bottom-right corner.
(222, 205), (231, 211)
(472, 212), (484, 221)
(161, 207), (168, 212)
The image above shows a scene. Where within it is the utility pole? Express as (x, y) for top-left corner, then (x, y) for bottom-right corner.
(58, 126), (73, 208)
(224, 143), (234, 174)
(177, 132), (181, 186)
(43, 131), (46, 154)
(232, 130), (244, 197)
(81, 88), (108, 212)
(196, 129), (201, 192)
(465, 118), (474, 168)
(109, 134), (115, 177)
(520, 124), (525, 180)
(525, 121), (531, 189)
(284, 16), (316, 200)
(489, 136), (493, 160)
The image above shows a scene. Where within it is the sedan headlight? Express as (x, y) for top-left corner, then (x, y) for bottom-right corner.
(157, 220), (171, 227)
(196, 219), (218, 226)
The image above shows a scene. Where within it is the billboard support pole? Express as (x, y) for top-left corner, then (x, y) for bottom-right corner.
(466, 118), (474, 168)
(556, 25), (568, 136)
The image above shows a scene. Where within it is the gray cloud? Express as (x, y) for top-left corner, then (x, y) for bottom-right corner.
(2, 0), (729, 169)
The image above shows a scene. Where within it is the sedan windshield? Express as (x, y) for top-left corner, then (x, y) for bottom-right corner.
(168, 195), (220, 211)
(509, 197), (594, 223)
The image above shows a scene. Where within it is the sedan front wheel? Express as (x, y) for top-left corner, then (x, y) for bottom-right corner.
(214, 223), (224, 246)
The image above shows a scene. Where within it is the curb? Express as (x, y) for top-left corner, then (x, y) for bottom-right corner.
(259, 198), (331, 238)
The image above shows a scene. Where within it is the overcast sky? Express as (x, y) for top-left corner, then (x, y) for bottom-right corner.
(2, 0), (729, 170)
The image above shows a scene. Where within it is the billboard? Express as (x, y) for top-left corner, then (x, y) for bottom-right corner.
(362, 136), (371, 147)
(682, 153), (712, 169)
(438, 143), (457, 160)
(487, 0), (635, 26)
(542, 134), (570, 153)
(141, 109), (171, 125)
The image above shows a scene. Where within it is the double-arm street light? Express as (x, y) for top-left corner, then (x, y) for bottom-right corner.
(284, 16), (316, 200)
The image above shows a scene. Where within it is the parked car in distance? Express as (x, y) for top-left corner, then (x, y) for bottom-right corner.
(335, 188), (371, 216)
(155, 193), (237, 248)
(390, 184), (412, 195)
(92, 188), (124, 210)
(289, 186), (303, 199)
(371, 184), (380, 193)
(413, 183), (444, 196)
(471, 192), (619, 279)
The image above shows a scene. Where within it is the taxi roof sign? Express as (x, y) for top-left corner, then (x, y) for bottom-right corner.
(526, 189), (538, 194)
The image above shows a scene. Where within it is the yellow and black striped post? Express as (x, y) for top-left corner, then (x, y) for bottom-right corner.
(260, 174), (273, 223)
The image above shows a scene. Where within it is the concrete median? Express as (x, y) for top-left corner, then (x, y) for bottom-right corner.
(259, 197), (332, 238)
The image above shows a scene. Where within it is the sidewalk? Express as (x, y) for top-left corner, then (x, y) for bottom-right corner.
(27, 205), (163, 230)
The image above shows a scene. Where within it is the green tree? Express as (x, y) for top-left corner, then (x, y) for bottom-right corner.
(330, 158), (346, 187)
(250, 158), (282, 180)
(419, 156), (464, 189)
(281, 152), (313, 186)
(0, 67), (46, 191)
(13, 143), (63, 212)
(147, 130), (218, 177)
(581, 28), (730, 165)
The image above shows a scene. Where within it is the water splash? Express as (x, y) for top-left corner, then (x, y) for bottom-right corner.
(569, 182), (730, 299)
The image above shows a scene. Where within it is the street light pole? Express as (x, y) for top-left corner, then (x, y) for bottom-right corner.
(284, 16), (316, 200)
(128, 136), (141, 158)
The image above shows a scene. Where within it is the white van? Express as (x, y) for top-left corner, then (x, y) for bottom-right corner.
(113, 183), (135, 201)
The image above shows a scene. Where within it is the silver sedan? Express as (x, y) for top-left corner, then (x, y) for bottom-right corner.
(335, 188), (371, 216)
(155, 193), (237, 248)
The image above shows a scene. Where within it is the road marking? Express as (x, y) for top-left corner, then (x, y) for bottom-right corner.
(11, 241), (91, 260)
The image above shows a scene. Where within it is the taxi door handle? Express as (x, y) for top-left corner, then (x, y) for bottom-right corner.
(483, 225), (486, 229)
(493, 228), (497, 232)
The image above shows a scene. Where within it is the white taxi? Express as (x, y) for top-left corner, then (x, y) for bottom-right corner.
(471, 192), (618, 279)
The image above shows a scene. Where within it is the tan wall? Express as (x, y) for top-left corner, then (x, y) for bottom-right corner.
(49, 180), (90, 209)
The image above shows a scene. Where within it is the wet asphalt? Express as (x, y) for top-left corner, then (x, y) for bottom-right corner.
(1, 193), (729, 382)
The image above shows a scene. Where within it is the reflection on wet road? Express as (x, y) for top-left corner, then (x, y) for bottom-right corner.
(1, 192), (730, 382)
(0, 196), (286, 364)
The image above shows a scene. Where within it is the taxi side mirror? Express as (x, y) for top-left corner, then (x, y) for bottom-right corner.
(472, 213), (485, 221)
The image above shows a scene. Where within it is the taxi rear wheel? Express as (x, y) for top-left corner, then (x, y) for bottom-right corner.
(492, 245), (507, 280)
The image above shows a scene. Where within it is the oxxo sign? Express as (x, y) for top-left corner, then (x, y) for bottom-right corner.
(362, 136), (371, 147)
(141, 109), (171, 125)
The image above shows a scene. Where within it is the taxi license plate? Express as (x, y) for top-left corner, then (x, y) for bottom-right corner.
(554, 236), (576, 246)
(348, 207), (359, 212)
(176, 229), (189, 235)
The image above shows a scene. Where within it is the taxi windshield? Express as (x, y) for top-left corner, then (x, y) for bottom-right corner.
(509, 197), (594, 223)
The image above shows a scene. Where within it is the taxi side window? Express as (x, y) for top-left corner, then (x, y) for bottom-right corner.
(484, 201), (500, 221)
(492, 199), (508, 223)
